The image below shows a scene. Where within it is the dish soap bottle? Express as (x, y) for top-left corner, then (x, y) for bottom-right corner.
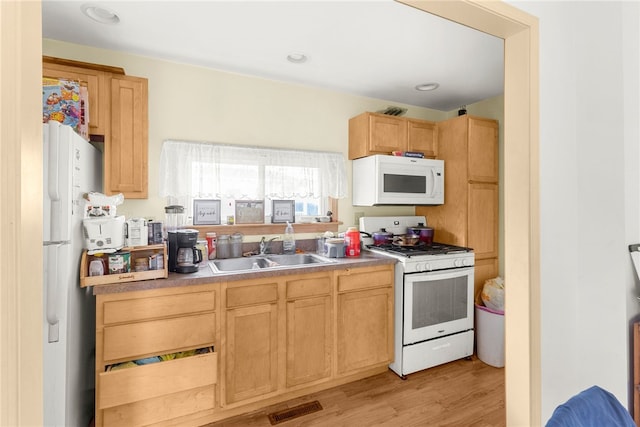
(283, 221), (296, 254)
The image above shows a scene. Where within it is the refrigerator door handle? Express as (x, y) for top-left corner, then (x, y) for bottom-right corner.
(45, 244), (61, 343)
(47, 122), (61, 202)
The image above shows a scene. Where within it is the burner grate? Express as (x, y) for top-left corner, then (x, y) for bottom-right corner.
(366, 242), (472, 257)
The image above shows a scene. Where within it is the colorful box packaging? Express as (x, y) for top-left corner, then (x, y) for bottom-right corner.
(42, 77), (89, 139)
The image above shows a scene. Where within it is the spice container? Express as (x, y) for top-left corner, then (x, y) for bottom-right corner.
(108, 250), (131, 274)
(88, 254), (107, 276)
(231, 233), (243, 258)
(217, 234), (230, 259)
(134, 257), (149, 272)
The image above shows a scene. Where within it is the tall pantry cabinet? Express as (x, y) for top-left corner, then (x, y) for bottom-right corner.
(416, 115), (499, 298)
(42, 56), (149, 199)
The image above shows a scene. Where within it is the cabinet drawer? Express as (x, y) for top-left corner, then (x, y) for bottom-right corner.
(226, 282), (278, 308)
(337, 267), (393, 293)
(103, 290), (215, 325)
(286, 275), (332, 299)
(99, 352), (217, 425)
(103, 313), (215, 362)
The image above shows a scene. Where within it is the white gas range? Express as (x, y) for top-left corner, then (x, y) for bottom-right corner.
(359, 216), (475, 378)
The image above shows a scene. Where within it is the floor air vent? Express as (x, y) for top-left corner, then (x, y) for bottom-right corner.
(267, 400), (323, 425)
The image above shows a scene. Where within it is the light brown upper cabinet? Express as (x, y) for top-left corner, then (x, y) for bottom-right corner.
(416, 114), (499, 297)
(349, 112), (437, 159)
(42, 56), (149, 199)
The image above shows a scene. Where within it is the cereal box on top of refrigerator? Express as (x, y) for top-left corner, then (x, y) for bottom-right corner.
(42, 77), (89, 139)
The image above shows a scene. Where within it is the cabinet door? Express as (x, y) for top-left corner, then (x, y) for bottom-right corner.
(337, 287), (393, 374)
(407, 119), (437, 157)
(468, 117), (498, 183)
(42, 63), (108, 135)
(468, 183), (499, 260)
(225, 303), (278, 404)
(369, 114), (407, 154)
(286, 295), (332, 387)
(107, 75), (148, 198)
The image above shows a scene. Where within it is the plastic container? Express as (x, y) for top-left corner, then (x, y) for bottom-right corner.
(475, 303), (505, 368)
(206, 232), (217, 260)
(345, 227), (361, 257)
(283, 222), (296, 254)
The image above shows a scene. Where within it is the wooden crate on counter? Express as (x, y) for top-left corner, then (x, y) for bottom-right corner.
(80, 244), (167, 288)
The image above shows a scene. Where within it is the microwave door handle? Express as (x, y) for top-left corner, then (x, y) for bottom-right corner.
(429, 168), (437, 197)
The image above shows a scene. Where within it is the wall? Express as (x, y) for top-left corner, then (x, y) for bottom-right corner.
(509, 0), (640, 421)
(43, 39), (454, 238)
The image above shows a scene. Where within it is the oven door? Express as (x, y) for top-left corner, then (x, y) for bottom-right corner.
(403, 267), (474, 345)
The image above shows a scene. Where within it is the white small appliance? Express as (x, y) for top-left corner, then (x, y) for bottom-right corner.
(43, 121), (101, 427)
(360, 216), (474, 378)
(82, 215), (126, 254)
(352, 155), (444, 206)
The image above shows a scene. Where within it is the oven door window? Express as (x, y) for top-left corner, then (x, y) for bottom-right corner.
(403, 268), (474, 345)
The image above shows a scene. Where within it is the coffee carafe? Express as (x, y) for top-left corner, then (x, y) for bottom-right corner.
(168, 229), (202, 273)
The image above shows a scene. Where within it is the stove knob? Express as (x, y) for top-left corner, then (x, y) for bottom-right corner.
(424, 263), (431, 272)
(454, 259), (463, 267)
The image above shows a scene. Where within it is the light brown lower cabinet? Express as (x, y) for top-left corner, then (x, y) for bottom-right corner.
(285, 274), (333, 388)
(94, 264), (393, 426)
(225, 302), (279, 403)
(336, 266), (394, 375)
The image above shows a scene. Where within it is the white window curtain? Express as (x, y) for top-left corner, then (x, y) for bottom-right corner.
(159, 140), (348, 201)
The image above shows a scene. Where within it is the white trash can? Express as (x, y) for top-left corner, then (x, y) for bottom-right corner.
(475, 303), (505, 368)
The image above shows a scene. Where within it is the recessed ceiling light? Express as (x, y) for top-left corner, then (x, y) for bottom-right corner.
(415, 83), (440, 91)
(287, 53), (308, 64)
(81, 4), (120, 25)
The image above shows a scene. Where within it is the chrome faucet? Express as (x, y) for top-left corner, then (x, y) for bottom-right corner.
(259, 236), (279, 255)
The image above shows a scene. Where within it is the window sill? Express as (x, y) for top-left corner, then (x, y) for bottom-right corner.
(190, 221), (342, 237)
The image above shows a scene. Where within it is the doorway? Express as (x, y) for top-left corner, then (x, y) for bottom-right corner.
(399, 1), (540, 425)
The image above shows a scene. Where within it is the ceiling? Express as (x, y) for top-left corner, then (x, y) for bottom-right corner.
(41, 1), (504, 112)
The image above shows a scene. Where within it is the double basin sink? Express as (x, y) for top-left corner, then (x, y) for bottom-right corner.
(209, 253), (336, 274)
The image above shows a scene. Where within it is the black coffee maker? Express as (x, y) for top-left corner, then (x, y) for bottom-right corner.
(168, 229), (202, 273)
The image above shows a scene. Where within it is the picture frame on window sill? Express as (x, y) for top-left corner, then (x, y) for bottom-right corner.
(271, 200), (295, 224)
(235, 200), (265, 224)
(193, 199), (221, 225)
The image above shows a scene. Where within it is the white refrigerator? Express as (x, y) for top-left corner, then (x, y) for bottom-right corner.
(43, 121), (102, 427)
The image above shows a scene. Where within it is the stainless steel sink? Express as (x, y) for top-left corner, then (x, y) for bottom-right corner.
(209, 253), (335, 273)
(264, 253), (329, 266)
(210, 257), (275, 272)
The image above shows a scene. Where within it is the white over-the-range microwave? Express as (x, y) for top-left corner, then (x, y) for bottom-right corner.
(352, 155), (444, 206)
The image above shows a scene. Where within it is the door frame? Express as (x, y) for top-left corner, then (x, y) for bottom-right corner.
(400, 1), (540, 425)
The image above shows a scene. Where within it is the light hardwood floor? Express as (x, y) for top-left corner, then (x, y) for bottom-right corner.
(206, 357), (505, 427)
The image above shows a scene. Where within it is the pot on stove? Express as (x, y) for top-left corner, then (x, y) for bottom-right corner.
(407, 223), (434, 245)
(371, 228), (394, 246)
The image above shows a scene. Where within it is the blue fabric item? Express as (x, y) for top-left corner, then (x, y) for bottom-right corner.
(546, 385), (635, 427)
(134, 356), (161, 365)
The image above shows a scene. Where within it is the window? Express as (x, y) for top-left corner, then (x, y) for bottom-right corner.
(159, 140), (347, 223)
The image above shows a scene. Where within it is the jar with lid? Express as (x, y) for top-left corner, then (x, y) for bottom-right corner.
(206, 232), (217, 260)
(230, 233), (243, 258)
(345, 227), (361, 257)
(164, 205), (185, 239)
(216, 234), (230, 259)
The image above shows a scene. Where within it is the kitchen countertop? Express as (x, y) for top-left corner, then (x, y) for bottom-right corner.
(92, 251), (397, 295)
